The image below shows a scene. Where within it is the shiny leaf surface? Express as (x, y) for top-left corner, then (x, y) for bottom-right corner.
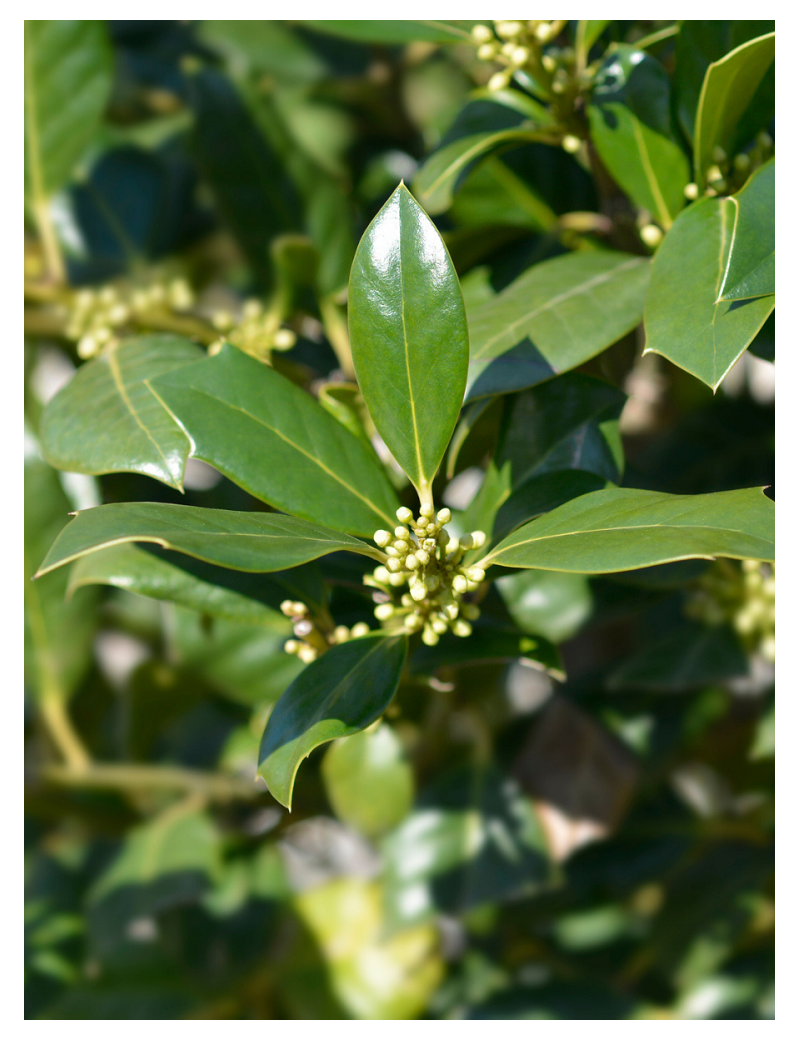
(466, 252), (649, 400)
(36, 501), (383, 578)
(41, 335), (202, 490)
(644, 197), (774, 388)
(694, 32), (775, 188)
(349, 184), (469, 499)
(719, 160), (774, 301)
(482, 487), (774, 573)
(258, 634), (407, 808)
(150, 344), (400, 536)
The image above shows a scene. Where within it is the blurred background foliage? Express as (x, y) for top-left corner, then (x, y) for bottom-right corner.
(25, 19), (773, 1020)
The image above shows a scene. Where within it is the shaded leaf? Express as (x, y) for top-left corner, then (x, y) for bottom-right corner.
(322, 723), (414, 838)
(410, 621), (564, 680)
(24, 20), (113, 203)
(588, 45), (689, 224)
(36, 501), (383, 579)
(466, 251), (649, 400)
(67, 543), (288, 627)
(482, 487), (774, 573)
(302, 21), (475, 44)
(41, 335), (202, 490)
(348, 184), (468, 499)
(150, 344), (400, 537)
(694, 33), (775, 188)
(199, 20), (328, 83)
(608, 623), (750, 691)
(644, 196), (774, 388)
(258, 634), (407, 809)
(719, 160), (774, 301)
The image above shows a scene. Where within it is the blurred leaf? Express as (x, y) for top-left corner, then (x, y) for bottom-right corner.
(483, 487), (774, 573)
(41, 335), (202, 491)
(466, 252), (649, 400)
(294, 878), (444, 1020)
(24, 21), (113, 204)
(513, 698), (639, 862)
(644, 197), (774, 388)
(200, 20), (328, 83)
(383, 764), (553, 929)
(67, 543), (287, 626)
(749, 703), (774, 760)
(588, 45), (690, 224)
(349, 184), (469, 499)
(37, 502), (383, 578)
(150, 344), (400, 537)
(719, 160), (774, 301)
(24, 453), (97, 703)
(608, 623), (749, 691)
(302, 21), (475, 44)
(186, 68), (302, 285)
(496, 569), (593, 645)
(694, 33), (775, 188)
(576, 20), (611, 56)
(468, 980), (634, 1020)
(322, 723), (414, 838)
(258, 634), (407, 808)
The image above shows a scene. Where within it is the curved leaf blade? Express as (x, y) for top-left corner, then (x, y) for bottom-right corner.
(35, 502), (383, 579)
(150, 344), (400, 536)
(40, 335), (203, 490)
(301, 21), (476, 44)
(644, 197), (774, 388)
(466, 252), (649, 400)
(67, 543), (289, 627)
(258, 633), (408, 809)
(25, 20), (113, 203)
(349, 184), (469, 500)
(694, 32), (775, 188)
(719, 160), (774, 301)
(481, 487), (774, 573)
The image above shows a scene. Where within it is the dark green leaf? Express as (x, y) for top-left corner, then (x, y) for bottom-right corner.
(258, 634), (408, 808)
(607, 623), (749, 691)
(409, 621), (563, 680)
(466, 252), (649, 400)
(481, 487), (774, 573)
(199, 20), (328, 83)
(576, 20), (610, 57)
(150, 344), (400, 537)
(694, 33), (775, 188)
(41, 335), (203, 490)
(36, 502), (384, 578)
(321, 724), (414, 838)
(302, 21), (476, 44)
(348, 184), (469, 502)
(24, 21), (113, 203)
(644, 197), (774, 388)
(719, 160), (774, 301)
(494, 471), (608, 543)
(588, 46), (689, 224)
(67, 543), (288, 627)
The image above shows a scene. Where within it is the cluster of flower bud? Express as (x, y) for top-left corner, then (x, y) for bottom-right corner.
(685, 559), (775, 662)
(472, 21), (567, 91)
(367, 505), (487, 646)
(280, 599), (371, 663)
(64, 276), (195, 359)
(683, 133), (774, 202)
(208, 298), (296, 362)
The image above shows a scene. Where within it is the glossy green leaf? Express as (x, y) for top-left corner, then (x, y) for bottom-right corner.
(607, 623), (749, 691)
(322, 723), (414, 838)
(90, 806), (222, 905)
(588, 46), (689, 225)
(317, 382), (373, 447)
(410, 622), (563, 680)
(415, 129), (545, 214)
(41, 336), (203, 490)
(466, 252), (649, 400)
(258, 634), (408, 809)
(36, 501), (383, 579)
(481, 487), (774, 574)
(348, 184), (469, 501)
(694, 33), (775, 188)
(150, 344), (400, 537)
(644, 197), (774, 388)
(67, 543), (288, 627)
(302, 21), (475, 44)
(383, 765), (553, 929)
(496, 569), (594, 645)
(24, 21), (113, 203)
(25, 452), (97, 702)
(494, 471), (608, 543)
(576, 20), (610, 57)
(719, 160), (774, 301)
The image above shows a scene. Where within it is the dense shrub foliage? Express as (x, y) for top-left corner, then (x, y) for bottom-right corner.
(25, 20), (774, 1020)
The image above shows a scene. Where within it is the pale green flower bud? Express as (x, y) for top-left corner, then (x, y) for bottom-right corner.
(351, 622), (371, 638)
(419, 503), (434, 518)
(374, 530), (392, 547)
(542, 54), (557, 72)
(373, 566), (391, 584)
(284, 639), (299, 654)
(385, 546), (400, 558)
(273, 328), (296, 350)
(424, 574), (440, 592)
(453, 574), (468, 594)
(374, 603), (395, 620)
(640, 224), (663, 248)
(684, 183), (699, 200)
(395, 526), (408, 539)
(511, 45), (529, 66)
(431, 618), (448, 635)
(488, 70), (511, 91)
(405, 613), (423, 631)
(467, 567), (485, 583)
(396, 506), (414, 523)
(478, 43), (498, 60)
(495, 20), (523, 39)
(453, 619), (472, 638)
(333, 625), (351, 643)
(443, 603), (459, 621)
(389, 572), (406, 586)
(410, 582), (427, 602)
(422, 628), (440, 646)
(470, 531), (487, 549)
(416, 550), (430, 566)
(562, 135), (581, 154)
(459, 534), (474, 550)
(297, 644), (318, 663)
(387, 557), (402, 573)
(437, 508), (451, 524)
(733, 153), (751, 172)
(471, 24), (493, 43)
(406, 553), (420, 570)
